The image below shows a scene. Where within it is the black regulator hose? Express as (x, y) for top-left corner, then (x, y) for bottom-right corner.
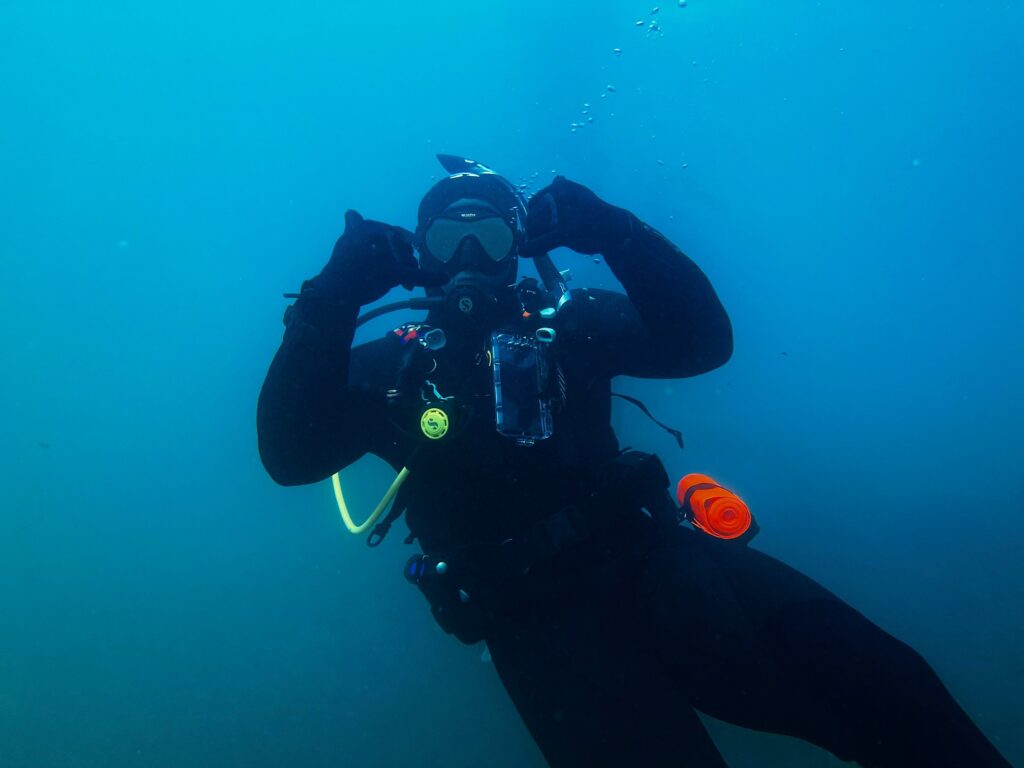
(355, 298), (443, 327)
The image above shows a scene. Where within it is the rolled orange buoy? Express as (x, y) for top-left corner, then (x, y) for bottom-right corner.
(677, 473), (752, 540)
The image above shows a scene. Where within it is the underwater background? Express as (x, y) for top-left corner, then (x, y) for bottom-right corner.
(2, 1), (1021, 765)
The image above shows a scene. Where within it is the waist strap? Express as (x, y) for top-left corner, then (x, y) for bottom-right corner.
(498, 451), (679, 576)
(405, 451), (679, 644)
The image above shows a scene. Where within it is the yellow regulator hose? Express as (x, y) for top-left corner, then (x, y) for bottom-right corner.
(331, 467), (411, 535)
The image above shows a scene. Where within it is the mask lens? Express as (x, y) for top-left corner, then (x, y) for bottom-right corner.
(425, 215), (515, 264)
(424, 218), (466, 264)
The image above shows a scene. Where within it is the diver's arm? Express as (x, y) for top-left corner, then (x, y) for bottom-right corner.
(598, 216), (733, 378)
(257, 210), (444, 485)
(523, 177), (732, 378)
(257, 295), (382, 486)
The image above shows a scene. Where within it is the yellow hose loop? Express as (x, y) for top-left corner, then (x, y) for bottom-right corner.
(332, 467), (411, 535)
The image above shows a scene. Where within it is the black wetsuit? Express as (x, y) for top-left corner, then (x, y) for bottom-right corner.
(258, 220), (1008, 767)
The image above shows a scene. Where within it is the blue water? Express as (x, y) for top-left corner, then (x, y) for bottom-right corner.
(2, 2), (1021, 765)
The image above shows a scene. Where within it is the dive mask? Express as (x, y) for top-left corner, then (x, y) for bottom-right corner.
(423, 206), (517, 266)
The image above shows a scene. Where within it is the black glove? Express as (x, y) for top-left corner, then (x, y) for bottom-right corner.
(520, 177), (634, 257)
(308, 210), (446, 306)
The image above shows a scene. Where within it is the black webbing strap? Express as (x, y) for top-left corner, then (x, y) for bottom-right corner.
(680, 481), (719, 514)
(611, 393), (685, 450)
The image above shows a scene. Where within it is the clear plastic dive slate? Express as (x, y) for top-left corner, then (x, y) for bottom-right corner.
(491, 330), (554, 446)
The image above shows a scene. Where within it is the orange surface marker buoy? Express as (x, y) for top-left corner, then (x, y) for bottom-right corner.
(677, 473), (752, 540)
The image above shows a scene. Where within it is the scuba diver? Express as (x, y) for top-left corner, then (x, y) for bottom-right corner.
(257, 155), (1009, 767)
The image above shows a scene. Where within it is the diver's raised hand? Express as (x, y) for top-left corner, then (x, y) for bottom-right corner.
(311, 210), (446, 305)
(520, 177), (633, 257)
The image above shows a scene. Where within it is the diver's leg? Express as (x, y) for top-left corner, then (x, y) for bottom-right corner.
(639, 528), (1011, 768)
(486, 562), (727, 768)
